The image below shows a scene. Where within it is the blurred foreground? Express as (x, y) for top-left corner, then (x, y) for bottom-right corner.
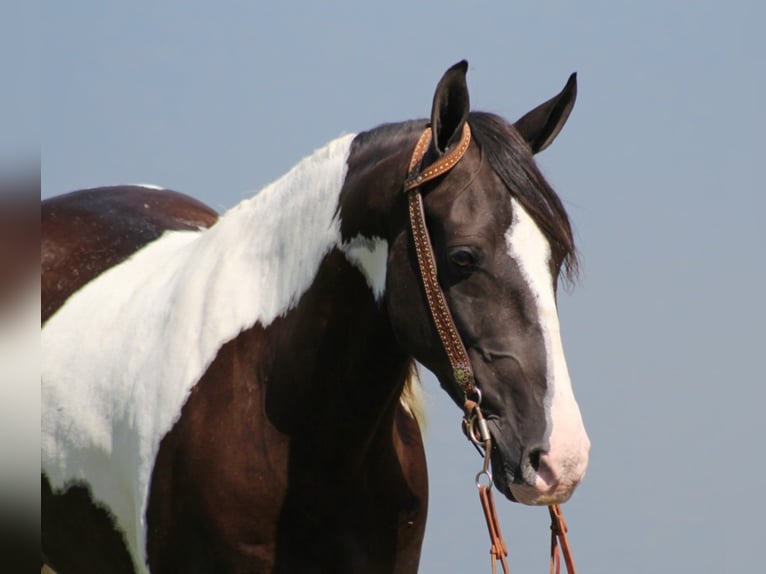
(0, 167), (41, 572)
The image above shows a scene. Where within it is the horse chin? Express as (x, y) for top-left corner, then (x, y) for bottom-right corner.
(507, 483), (576, 506)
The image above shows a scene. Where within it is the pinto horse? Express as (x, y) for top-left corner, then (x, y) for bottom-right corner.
(42, 61), (589, 573)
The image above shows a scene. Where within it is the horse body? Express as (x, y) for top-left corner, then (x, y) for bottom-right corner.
(42, 62), (589, 573)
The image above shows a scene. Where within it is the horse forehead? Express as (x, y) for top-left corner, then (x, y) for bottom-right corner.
(436, 162), (511, 232)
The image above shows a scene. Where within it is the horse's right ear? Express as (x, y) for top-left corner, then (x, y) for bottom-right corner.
(514, 73), (577, 154)
(430, 60), (470, 154)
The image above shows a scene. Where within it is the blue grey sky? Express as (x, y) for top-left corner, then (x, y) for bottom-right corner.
(32, 1), (766, 572)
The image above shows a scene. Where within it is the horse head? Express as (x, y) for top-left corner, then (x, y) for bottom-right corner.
(384, 62), (589, 505)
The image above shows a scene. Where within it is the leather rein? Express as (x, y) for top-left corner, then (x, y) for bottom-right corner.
(403, 123), (577, 574)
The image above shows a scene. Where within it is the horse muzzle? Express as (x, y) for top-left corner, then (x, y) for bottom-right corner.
(490, 429), (590, 506)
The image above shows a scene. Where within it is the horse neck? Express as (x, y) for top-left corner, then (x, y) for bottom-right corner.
(217, 128), (421, 462)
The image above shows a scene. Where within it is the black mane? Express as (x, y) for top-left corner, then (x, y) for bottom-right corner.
(350, 119), (426, 156)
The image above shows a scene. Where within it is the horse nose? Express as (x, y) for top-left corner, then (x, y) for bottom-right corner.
(505, 437), (589, 504)
(535, 437), (590, 494)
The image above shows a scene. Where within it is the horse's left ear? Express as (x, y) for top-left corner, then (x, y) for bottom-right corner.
(431, 60), (470, 154)
(514, 73), (577, 154)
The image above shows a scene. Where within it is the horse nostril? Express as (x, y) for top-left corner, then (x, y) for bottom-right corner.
(518, 447), (544, 486)
(529, 449), (542, 472)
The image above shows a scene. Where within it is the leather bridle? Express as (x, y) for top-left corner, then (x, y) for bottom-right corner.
(403, 123), (476, 399)
(403, 123), (578, 574)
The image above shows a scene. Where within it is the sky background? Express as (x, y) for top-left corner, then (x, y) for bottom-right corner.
(26, 1), (766, 572)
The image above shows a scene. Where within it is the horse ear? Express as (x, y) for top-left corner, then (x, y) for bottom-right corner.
(430, 60), (470, 154)
(514, 73), (577, 154)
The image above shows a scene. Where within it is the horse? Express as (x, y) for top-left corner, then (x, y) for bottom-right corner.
(41, 61), (590, 573)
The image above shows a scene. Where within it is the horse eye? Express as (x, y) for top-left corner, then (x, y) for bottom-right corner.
(448, 248), (477, 271)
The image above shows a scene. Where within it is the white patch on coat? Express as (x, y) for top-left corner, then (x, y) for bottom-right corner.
(42, 134), (357, 572)
(504, 198), (589, 501)
(340, 235), (388, 301)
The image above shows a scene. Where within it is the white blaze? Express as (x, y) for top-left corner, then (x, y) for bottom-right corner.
(505, 198), (589, 502)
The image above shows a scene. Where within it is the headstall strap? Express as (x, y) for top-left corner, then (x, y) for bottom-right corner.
(404, 123), (475, 398)
(404, 124), (577, 574)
